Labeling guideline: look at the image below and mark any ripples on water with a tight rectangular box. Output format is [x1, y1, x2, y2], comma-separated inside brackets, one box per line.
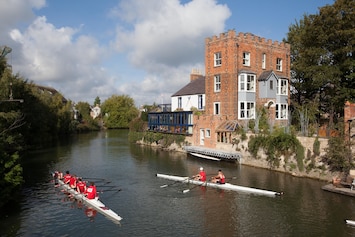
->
[2, 130, 355, 237]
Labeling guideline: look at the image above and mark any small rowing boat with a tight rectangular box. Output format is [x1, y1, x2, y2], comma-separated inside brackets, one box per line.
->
[57, 179, 122, 223]
[345, 219, 355, 226]
[156, 173, 283, 197]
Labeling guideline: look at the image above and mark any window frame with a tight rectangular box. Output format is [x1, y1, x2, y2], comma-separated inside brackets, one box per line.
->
[276, 58, 282, 71]
[262, 53, 266, 69]
[239, 101, 255, 119]
[238, 73, 256, 92]
[178, 97, 182, 108]
[243, 52, 250, 66]
[213, 102, 220, 115]
[205, 129, 211, 138]
[277, 79, 288, 95]
[214, 75, 221, 92]
[198, 94, 203, 110]
[214, 52, 222, 67]
[276, 103, 288, 119]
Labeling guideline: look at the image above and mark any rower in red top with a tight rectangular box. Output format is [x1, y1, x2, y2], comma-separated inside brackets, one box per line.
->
[69, 174, 77, 189]
[76, 178, 87, 193]
[211, 169, 225, 184]
[193, 167, 207, 181]
[63, 171, 71, 184]
[86, 182, 98, 199]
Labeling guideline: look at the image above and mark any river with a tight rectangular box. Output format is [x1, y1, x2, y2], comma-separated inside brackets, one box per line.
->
[1, 129, 355, 237]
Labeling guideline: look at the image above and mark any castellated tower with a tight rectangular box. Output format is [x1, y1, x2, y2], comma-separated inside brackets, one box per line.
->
[204, 29, 290, 117]
[193, 29, 291, 149]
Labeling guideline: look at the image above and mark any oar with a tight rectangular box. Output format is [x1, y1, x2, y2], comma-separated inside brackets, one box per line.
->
[81, 177, 106, 181]
[97, 185, 119, 188]
[98, 189, 122, 193]
[160, 177, 191, 188]
[182, 180, 209, 193]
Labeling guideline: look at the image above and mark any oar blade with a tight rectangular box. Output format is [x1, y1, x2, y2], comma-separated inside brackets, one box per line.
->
[160, 184, 168, 188]
[182, 189, 190, 193]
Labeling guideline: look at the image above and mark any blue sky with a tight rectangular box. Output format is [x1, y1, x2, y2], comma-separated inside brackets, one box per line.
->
[0, 0, 335, 106]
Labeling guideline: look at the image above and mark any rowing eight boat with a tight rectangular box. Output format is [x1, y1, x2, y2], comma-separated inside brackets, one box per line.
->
[156, 173, 283, 197]
[57, 179, 122, 223]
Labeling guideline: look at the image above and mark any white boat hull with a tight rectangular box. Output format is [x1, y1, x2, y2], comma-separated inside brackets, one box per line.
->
[190, 152, 221, 161]
[58, 179, 122, 223]
[346, 219, 355, 226]
[156, 173, 283, 197]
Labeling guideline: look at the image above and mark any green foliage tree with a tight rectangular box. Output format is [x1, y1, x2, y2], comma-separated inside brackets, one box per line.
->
[287, 0, 355, 131]
[0, 61, 24, 209]
[322, 136, 351, 172]
[0, 55, 76, 209]
[101, 95, 139, 128]
[74, 101, 100, 131]
[94, 96, 101, 106]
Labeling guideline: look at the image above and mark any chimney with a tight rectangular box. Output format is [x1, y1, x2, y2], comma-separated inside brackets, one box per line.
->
[190, 68, 202, 81]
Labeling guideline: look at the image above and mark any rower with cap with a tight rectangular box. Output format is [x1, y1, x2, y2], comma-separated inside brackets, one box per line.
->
[193, 167, 207, 181]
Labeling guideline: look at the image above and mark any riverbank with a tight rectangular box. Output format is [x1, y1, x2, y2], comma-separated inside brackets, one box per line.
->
[136, 139, 338, 183]
[322, 183, 355, 197]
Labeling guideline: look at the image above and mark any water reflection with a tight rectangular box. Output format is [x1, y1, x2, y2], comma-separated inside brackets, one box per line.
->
[1, 130, 355, 237]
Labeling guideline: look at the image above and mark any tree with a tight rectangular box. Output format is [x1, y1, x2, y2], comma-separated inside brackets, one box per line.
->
[101, 95, 139, 128]
[94, 96, 101, 106]
[0, 60, 24, 209]
[74, 101, 100, 131]
[287, 0, 355, 131]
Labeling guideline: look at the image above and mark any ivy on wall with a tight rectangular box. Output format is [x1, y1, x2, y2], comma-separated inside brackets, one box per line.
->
[248, 129, 305, 171]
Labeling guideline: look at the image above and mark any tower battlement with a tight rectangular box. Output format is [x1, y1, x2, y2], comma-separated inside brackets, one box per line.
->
[206, 29, 289, 49]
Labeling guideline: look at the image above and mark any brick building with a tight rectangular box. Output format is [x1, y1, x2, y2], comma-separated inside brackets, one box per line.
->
[344, 101, 355, 140]
[192, 30, 291, 148]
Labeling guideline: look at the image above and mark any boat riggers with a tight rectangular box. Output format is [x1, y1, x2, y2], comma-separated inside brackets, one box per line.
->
[55, 177, 122, 224]
[156, 173, 284, 197]
[183, 179, 209, 193]
[159, 176, 191, 188]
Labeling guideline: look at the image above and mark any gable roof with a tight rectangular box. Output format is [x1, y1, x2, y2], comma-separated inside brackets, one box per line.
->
[258, 70, 289, 81]
[171, 76, 205, 97]
[258, 70, 277, 81]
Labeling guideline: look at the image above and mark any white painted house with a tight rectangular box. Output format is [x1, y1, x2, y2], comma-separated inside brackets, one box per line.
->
[171, 71, 205, 112]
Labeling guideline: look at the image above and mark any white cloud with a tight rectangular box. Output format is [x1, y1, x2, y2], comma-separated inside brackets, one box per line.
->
[1, 0, 231, 106]
[113, 0, 230, 69]
[111, 0, 230, 105]
[9, 16, 117, 103]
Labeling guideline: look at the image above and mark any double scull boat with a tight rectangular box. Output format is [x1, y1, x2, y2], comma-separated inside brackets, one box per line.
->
[156, 173, 283, 197]
[57, 179, 122, 224]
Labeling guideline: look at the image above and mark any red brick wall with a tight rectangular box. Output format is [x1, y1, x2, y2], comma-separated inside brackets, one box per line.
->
[193, 30, 290, 148]
[344, 101, 355, 138]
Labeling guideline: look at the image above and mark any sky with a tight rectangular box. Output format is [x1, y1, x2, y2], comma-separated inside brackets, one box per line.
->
[0, 0, 335, 107]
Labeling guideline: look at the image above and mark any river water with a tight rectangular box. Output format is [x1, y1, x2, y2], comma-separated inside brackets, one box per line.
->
[1, 129, 355, 237]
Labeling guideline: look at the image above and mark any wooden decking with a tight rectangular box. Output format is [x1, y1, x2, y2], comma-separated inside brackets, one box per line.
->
[322, 183, 355, 197]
